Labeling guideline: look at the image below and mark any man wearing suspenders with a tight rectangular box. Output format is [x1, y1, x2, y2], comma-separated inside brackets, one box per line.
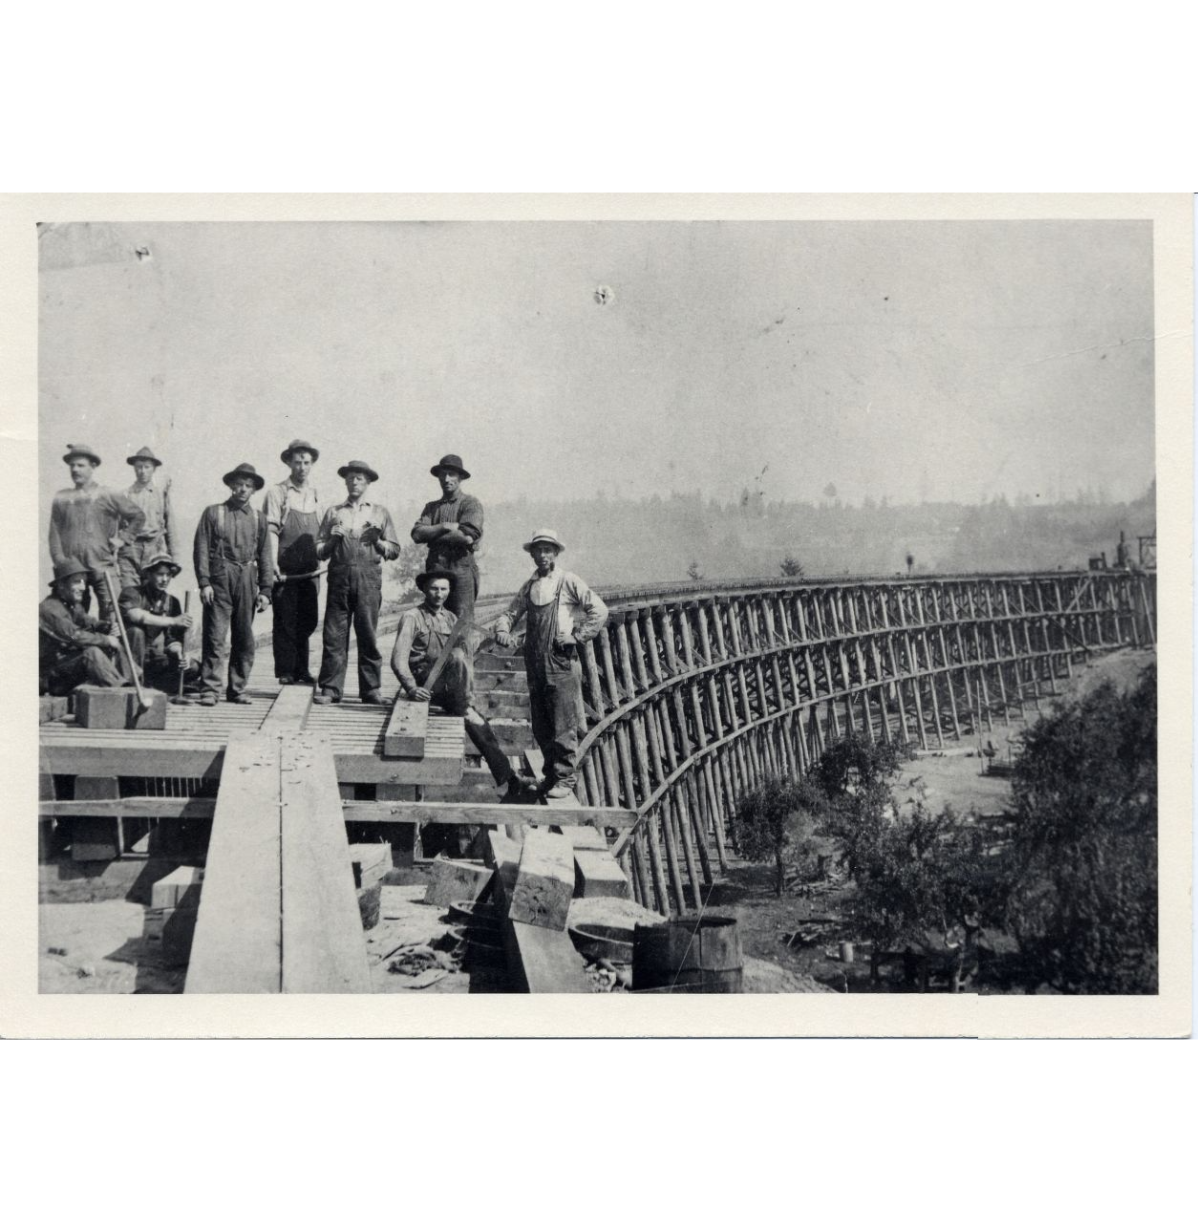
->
[265, 439, 327, 685]
[192, 463, 274, 706]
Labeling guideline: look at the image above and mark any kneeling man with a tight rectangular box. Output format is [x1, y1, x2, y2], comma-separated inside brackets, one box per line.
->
[391, 570, 523, 802]
[118, 553, 200, 693]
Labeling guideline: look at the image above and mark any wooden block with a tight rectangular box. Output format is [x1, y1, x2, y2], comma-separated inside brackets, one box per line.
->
[73, 686, 167, 730]
[383, 699, 428, 757]
[39, 695, 69, 724]
[348, 842, 390, 890]
[508, 829, 575, 931]
[376, 783, 417, 866]
[279, 735, 371, 993]
[151, 866, 205, 910]
[574, 849, 631, 900]
[424, 858, 495, 907]
[185, 736, 283, 993]
[488, 830, 589, 993]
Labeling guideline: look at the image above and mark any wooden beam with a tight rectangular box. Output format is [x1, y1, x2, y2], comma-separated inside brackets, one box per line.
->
[257, 684, 313, 734]
[383, 698, 428, 758]
[279, 734, 371, 993]
[185, 736, 282, 993]
[508, 829, 575, 930]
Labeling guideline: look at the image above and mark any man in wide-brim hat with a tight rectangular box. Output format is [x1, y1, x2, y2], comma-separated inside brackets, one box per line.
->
[49, 442, 146, 629]
[265, 438, 328, 685]
[390, 569, 525, 803]
[494, 529, 608, 798]
[412, 452, 484, 623]
[118, 445, 177, 588]
[118, 552, 200, 694]
[39, 557, 127, 695]
[313, 461, 399, 704]
[192, 463, 273, 706]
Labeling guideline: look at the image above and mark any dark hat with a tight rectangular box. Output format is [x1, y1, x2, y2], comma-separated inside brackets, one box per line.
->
[281, 438, 320, 464]
[63, 443, 101, 466]
[416, 569, 455, 591]
[430, 454, 471, 480]
[222, 462, 266, 490]
[126, 445, 163, 467]
[337, 460, 379, 483]
[52, 557, 88, 583]
[523, 527, 565, 553]
[140, 552, 182, 578]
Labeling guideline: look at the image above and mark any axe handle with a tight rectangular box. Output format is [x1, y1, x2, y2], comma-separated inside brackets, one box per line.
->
[105, 570, 149, 713]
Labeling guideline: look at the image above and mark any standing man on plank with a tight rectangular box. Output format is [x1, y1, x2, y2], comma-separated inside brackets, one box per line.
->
[411, 453, 483, 622]
[313, 460, 400, 705]
[117, 446, 175, 588]
[48, 444, 145, 628]
[118, 553, 200, 694]
[192, 463, 273, 707]
[39, 557, 127, 695]
[264, 439, 327, 685]
[493, 529, 608, 799]
[391, 570, 525, 802]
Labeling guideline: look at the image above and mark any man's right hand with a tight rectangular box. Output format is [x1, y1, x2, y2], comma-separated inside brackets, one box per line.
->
[412, 687, 432, 702]
[104, 634, 122, 651]
[175, 613, 194, 631]
[493, 630, 514, 649]
[200, 585, 215, 607]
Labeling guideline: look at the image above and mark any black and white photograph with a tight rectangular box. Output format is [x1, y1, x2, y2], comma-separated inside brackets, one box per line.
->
[4, 195, 1191, 1034]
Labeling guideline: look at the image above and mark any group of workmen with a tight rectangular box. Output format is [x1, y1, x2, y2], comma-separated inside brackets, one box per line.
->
[40, 440, 608, 800]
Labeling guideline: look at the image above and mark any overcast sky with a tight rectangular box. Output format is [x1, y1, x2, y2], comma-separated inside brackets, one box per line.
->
[39, 219, 1155, 550]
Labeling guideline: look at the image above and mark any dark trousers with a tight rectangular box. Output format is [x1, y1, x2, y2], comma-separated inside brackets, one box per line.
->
[420, 649, 513, 785]
[319, 568, 381, 700]
[528, 662, 585, 788]
[143, 655, 201, 694]
[200, 561, 257, 698]
[41, 646, 125, 695]
[272, 576, 320, 680]
[80, 569, 117, 628]
[443, 559, 480, 623]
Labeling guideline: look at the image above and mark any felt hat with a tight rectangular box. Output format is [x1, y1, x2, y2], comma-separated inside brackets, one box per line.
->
[140, 552, 182, 578]
[63, 443, 101, 466]
[51, 557, 88, 583]
[281, 438, 320, 464]
[430, 453, 471, 480]
[416, 569, 455, 591]
[126, 445, 163, 467]
[337, 460, 379, 483]
[523, 528, 565, 553]
[222, 462, 266, 490]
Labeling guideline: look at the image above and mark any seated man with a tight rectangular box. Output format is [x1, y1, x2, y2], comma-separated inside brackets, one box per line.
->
[118, 553, 200, 693]
[390, 570, 525, 803]
[39, 557, 126, 695]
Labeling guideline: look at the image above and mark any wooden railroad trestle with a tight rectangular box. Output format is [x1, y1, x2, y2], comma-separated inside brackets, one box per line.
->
[566, 570, 1156, 918]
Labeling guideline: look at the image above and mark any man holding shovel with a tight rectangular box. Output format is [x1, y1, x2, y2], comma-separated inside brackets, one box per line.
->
[39, 558, 127, 695]
[118, 553, 200, 694]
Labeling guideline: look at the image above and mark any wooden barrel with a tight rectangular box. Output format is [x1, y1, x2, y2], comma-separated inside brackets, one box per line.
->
[632, 915, 743, 993]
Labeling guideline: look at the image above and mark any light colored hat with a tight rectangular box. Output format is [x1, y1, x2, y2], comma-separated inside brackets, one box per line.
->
[126, 445, 163, 467]
[523, 528, 565, 553]
[63, 443, 101, 466]
[140, 552, 182, 578]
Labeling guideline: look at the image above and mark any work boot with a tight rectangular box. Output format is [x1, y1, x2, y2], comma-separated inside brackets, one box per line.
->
[544, 784, 574, 800]
[227, 694, 253, 705]
[361, 690, 385, 705]
[500, 776, 530, 804]
[277, 674, 296, 686]
[312, 689, 339, 705]
[199, 693, 217, 707]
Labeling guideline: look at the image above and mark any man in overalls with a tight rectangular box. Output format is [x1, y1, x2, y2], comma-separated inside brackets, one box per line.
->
[494, 529, 608, 798]
[264, 439, 327, 685]
[48, 443, 146, 628]
[192, 463, 274, 706]
[118, 446, 175, 588]
[390, 570, 524, 801]
[313, 461, 400, 705]
[411, 453, 484, 622]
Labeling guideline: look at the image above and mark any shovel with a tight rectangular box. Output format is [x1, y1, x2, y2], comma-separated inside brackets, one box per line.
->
[104, 570, 150, 718]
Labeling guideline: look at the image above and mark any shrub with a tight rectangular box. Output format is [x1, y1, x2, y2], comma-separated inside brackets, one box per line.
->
[731, 776, 829, 896]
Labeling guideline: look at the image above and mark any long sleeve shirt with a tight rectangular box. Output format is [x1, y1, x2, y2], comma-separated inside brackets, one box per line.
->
[390, 603, 458, 693]
[412, 492, 484, 567]
[48, 482, 146, 570]
[192, 500, 274, 593]
[495, 569, 609, 645]
[39, 593, 111, 669]
[124, 480, 174, 554]
[119, 583, 184, 664]
[316, 499, 400, 566]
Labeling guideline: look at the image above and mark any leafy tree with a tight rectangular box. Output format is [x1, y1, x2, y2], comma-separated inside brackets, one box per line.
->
[731, 776, 829, 896]
[780, 556, 805, 578]
[1003, 663, 1157, 993]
